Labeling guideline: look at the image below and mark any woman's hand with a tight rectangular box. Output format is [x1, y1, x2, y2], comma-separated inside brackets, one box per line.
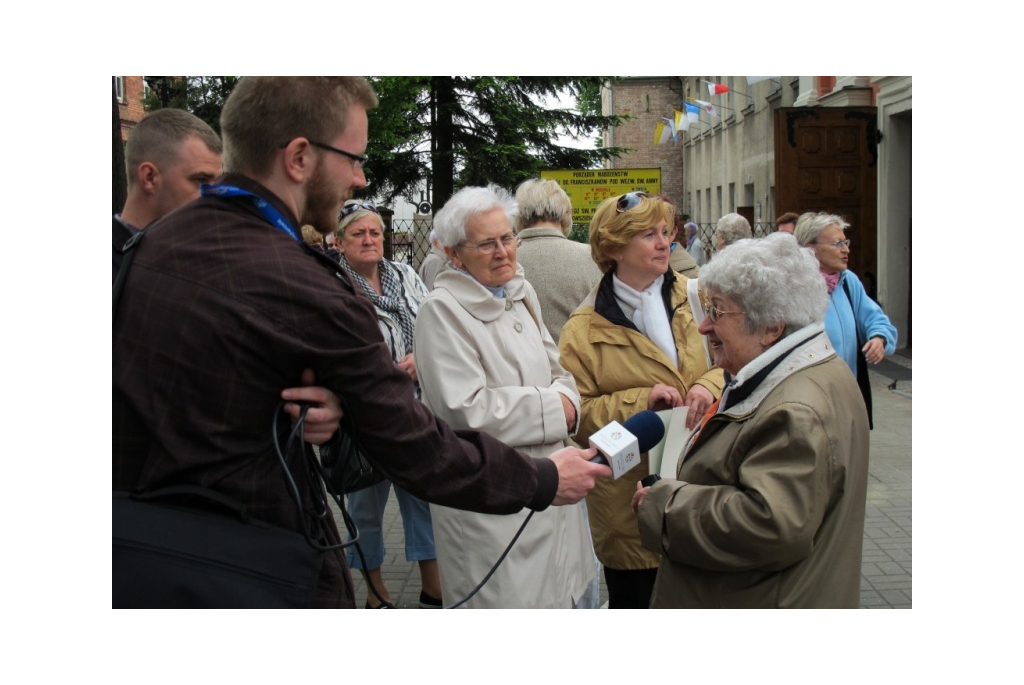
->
[862, 337, 885, 364]
[648, 383, 684, 411]
[683, 384, 715, 430]
[631, 481, 651, 514]
[397, 353, 417, 382]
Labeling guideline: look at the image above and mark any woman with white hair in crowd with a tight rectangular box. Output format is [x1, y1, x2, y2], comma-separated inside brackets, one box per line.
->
[712, 212, 752, 253]
[632, 233, 869, 608]
[414, 184, 598, 608]
[794, 212, 896, 426]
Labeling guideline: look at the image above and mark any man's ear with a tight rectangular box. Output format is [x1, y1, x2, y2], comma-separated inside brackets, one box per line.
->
[281, 138, 315, 184]
[137, 162, 160, 194]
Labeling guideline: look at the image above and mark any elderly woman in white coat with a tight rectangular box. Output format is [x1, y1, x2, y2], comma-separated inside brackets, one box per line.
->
[414, 184, 599, 608]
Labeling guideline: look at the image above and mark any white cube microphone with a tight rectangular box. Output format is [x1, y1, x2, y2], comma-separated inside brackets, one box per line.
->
[589, 410, 666, 479]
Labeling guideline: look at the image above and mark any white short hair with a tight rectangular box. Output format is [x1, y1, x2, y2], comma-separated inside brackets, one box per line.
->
[699, 232, 827, 336]
[433, 185, 517, 248]
[713, 213, 752, 246]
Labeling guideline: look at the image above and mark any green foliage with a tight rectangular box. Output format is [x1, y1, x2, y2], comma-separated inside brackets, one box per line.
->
[568, 224, 590, 244]
[143, 77, 240, 135]
[135, 76, 630, 210]
[365, 76, 629, 209]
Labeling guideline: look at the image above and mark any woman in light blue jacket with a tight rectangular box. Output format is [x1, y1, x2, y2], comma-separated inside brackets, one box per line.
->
[795, 213, 896, 426]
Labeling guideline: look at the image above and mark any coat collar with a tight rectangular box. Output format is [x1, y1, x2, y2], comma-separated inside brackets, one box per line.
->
[519, 226, 568, 241]
[717, 323, 835, 418]
[593, 267, 679, 332]
[433, 263, 527, 323]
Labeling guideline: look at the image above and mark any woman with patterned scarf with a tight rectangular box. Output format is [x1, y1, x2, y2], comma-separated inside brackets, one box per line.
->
[334, 199, 442, 609]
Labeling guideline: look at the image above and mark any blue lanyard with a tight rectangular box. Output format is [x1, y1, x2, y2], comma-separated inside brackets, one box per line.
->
[201, 184, 301, 243]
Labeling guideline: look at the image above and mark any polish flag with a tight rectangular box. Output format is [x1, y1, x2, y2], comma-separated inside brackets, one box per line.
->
[707, 82, 729, 96]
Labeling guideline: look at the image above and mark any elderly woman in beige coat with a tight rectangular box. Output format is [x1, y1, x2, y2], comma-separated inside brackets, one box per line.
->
[414, 184, 599, 608]
[632, 233, 869, 608]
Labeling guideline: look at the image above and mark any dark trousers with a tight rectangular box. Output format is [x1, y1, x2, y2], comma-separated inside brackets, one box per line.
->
[604, 567, 658, 609]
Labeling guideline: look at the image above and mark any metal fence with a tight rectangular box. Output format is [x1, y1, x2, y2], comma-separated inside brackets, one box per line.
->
[384, 217, 779, 271]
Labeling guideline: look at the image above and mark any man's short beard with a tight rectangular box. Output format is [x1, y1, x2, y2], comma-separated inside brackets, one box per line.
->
[302, 161, 347, 235]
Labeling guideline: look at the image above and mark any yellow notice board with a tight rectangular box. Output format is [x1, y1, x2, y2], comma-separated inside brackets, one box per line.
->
[540, 168, 661, 225]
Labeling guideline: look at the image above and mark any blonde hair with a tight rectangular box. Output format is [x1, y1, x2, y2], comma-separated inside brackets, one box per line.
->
[300, 224, 323, 247]
[336, 200, 385, 238]
[588, 193, 673, 273]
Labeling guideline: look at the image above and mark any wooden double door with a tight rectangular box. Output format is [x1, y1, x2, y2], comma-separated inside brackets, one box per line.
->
[774, 106, 879, 299]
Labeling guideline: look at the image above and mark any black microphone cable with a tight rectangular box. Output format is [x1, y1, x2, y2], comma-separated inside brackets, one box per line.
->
[444, 510, 534, 609]
[273, 401, 391, 609]
[275, 400, 543, 609]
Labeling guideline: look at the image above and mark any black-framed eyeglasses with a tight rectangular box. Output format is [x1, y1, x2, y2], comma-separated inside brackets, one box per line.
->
[339, 202, 378, 219]
[309, 139, 368, 169]
[815, 239, 851, 250]
[278, 138, 368, 170]
[705, 303, 746, 324]
[616, 191, 652, 213]
[459, 234, 522, 255]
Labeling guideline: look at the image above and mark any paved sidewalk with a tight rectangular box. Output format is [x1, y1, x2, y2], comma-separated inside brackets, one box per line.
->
[338, 350, 912, 609]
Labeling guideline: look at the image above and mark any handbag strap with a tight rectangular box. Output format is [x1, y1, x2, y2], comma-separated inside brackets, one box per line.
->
[520, 295, 542, 334]
[113, 229, 144, 316]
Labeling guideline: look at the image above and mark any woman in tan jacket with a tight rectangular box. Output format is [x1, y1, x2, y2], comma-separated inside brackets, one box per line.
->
[559, 192, 724, 608]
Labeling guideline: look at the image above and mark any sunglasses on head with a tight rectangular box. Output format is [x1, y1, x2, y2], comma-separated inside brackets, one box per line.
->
[339, 202, 378, 219]
[616, 191, 652, 213]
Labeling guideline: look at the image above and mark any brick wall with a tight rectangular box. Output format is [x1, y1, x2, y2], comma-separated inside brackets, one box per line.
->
[117, 76, 147, 141]
[607, 78, 685, 209]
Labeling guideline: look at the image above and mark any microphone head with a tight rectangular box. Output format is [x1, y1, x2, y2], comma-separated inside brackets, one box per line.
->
[621, 410, 666, 453]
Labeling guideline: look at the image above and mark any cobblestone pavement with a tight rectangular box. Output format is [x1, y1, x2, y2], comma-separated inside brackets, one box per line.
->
[336, 350, 912, 609]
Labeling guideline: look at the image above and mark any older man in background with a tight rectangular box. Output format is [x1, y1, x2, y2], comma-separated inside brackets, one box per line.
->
[514, 178, 603, 343]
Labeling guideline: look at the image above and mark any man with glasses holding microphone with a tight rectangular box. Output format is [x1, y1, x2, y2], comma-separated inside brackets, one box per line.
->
[114, 77, 609, 608]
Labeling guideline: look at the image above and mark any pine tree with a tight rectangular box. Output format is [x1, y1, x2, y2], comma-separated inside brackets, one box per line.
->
[366, 77, 627, 209]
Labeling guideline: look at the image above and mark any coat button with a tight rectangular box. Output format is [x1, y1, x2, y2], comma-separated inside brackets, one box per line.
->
[514, 322, 523, 332]
[505, 300, 514, 311]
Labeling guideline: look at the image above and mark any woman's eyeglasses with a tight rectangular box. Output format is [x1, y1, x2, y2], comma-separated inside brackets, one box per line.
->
[616, 192, 652, 213]
[459, 234, 521, 255]
[705, 304, 746, 323]
[815, 239, 851, 249]
[339, 202, 378, 219]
